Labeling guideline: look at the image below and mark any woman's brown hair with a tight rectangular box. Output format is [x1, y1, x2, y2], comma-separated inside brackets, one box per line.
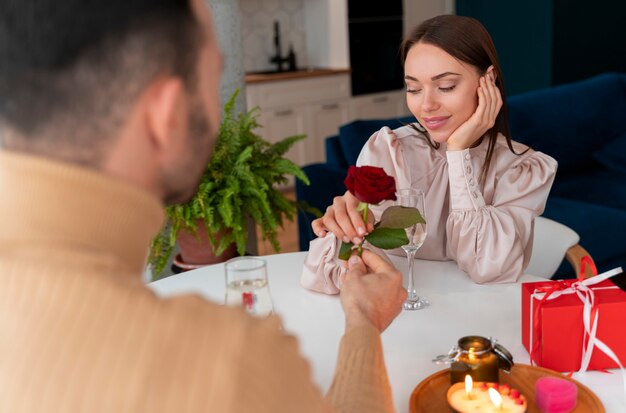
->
[401, 15, 525, 185]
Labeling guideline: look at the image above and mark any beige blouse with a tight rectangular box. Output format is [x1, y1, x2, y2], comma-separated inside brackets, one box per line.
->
[302, 125, 557, 292]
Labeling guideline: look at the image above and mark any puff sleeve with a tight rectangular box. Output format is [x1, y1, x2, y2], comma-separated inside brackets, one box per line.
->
[445, 148, 557, 283]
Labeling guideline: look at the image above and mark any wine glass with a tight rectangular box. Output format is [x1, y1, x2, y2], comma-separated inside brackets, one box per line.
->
[224, 257, 274, 317]
[396, 188, 429, 310]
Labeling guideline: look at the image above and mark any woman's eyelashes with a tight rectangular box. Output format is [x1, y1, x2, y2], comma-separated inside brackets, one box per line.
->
[405, 84, 457, 94]
[439, 84, 456, 92]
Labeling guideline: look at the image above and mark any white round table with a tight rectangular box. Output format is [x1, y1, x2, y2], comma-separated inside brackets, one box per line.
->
[149, 251, 623, 413]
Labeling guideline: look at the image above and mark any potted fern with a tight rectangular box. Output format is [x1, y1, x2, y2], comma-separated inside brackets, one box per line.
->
[149, 90, 310, 277]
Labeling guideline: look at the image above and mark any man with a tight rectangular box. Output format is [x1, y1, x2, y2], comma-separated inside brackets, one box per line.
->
[0, 0, 406, 412]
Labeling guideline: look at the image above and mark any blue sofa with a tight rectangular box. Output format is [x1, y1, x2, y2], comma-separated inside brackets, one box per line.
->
[296, 72, 626, 278]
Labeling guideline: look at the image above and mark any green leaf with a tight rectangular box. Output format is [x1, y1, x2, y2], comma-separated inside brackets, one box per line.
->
[338, 241, 354, 260]
[365, 227, 409, 249]
[378, 206, 426, 228]
[271, 134, 306, 156]
[296, 200, 322, 218]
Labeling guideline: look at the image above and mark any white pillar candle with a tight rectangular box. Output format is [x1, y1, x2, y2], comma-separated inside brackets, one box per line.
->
[447, 376, 527, 413]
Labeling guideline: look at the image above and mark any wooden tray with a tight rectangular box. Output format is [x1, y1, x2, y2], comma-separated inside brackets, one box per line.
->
[410, 364, 604, 413]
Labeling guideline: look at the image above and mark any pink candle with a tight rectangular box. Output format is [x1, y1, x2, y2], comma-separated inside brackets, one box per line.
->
[535, 377, 577, 413]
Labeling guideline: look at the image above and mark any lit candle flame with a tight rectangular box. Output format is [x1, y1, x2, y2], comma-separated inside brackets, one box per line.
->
[468, 348, 476, 361]
[488, 388, 503, 409]
[465, 375, 473, 398]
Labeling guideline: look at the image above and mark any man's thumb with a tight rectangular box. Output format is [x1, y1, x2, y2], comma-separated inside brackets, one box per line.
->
[347, 255, 366, 274]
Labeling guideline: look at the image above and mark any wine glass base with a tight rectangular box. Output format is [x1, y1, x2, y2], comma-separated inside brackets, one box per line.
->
[403, 297, 429, 311]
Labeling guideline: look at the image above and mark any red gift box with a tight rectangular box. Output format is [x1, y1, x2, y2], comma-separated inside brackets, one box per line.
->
[521, 268, 626, 372]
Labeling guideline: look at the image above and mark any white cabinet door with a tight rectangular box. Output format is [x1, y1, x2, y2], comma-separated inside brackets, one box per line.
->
[257, 106, 308, 167]
[350, 91, 407, 120]
[306, 100, 351, 164]
[404, 0, 455, 36]
[246, 73, 351, 172]
[351, 94, 397, 120]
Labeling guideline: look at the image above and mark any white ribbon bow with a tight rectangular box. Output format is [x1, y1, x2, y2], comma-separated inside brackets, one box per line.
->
[533, 267, 626, 409]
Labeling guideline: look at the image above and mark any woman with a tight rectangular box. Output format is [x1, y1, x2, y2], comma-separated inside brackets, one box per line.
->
[301, 15, 557, 293]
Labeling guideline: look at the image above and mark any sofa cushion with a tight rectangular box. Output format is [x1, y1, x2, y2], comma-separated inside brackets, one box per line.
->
[543, 196, 626, 278]
[338, 116, 415, 166]
[508, 73, 626, 174]
[296, 163, 350, 251]
[550, 169, 626, 211]
[325, 135, 346, 168]
[592, 132, 626, 175]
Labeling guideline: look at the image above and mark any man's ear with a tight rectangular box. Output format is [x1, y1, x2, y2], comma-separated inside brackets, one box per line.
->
[145, 77, 186, 152]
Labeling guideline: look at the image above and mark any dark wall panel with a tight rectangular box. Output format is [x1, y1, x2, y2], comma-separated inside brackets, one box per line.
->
[456, 0, 553, 95]
[552, 0, 626, 85]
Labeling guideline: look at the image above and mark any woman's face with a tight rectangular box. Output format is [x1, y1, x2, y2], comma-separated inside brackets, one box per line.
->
[404, 42, 482, 143]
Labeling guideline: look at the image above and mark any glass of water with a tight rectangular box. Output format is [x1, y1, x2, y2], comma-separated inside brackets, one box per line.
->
[225, 257, 273, 317]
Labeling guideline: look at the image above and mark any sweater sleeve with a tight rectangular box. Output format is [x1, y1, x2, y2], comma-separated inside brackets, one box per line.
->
[325, 324, 395, 413]
[234, 314, 393, 413]
[445, 149, 558, 283]
[232, 314, 331, 413]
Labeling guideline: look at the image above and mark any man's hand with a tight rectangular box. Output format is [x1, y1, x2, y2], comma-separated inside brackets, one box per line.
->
[339, 250, 406, 333]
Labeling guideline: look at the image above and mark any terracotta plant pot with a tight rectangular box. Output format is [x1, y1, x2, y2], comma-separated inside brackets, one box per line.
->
[176, 221, 238, 265]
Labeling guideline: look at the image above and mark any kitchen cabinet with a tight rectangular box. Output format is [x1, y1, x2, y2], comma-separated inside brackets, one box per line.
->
[306, 100, 351, 164]
[403, 0, 455, 36]
[256, 106, 308, 167]
[349, 90, 411, 121]
[246, 72, 351, 186]
[246, 72, 418, 189]
[246, 74, 413, 172]
[300, 0, 455, 70]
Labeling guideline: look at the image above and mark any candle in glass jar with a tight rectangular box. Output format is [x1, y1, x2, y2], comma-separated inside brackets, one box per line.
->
[450, 336, 500, 384]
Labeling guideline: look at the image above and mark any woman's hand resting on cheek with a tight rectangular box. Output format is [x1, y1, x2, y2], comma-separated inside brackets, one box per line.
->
[446, 66, 502, 151]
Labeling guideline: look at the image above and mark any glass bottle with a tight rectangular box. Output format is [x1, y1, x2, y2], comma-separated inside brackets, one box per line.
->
[434, 335, 514, 385]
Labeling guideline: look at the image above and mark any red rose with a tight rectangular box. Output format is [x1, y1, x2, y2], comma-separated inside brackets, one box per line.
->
[344, 165, 397, 204]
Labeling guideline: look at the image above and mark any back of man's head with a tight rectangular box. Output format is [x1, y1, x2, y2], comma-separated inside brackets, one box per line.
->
[0, 0, 201, 166]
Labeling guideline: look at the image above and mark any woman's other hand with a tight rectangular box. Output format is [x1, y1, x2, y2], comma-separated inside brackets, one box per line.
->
[446, 66, 502, 151]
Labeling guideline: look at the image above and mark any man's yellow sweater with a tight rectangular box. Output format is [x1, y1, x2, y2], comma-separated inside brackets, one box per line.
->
[0, 151, 394, 412]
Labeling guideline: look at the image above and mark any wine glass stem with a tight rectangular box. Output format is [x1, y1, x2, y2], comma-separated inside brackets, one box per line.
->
[406, 248, 418, 300]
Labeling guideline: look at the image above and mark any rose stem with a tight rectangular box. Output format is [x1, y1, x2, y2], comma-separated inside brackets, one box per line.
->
[358, 204, 369, 256]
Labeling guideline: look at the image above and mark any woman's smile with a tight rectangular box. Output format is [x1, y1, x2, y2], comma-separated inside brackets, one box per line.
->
[422, 116, 451, 130]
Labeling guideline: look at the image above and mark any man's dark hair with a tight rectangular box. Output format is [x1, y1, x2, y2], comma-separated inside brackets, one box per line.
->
[0, 0, 202, 165]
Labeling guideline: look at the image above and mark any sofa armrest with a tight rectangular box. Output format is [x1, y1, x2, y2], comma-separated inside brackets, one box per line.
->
[295, 163, 348, 251]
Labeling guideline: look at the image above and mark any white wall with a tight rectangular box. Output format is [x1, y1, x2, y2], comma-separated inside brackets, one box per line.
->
[238, 0, 454, 73]
[240, 0, 308, 73]
[404, 0, 455, 36]
[303, 0, 350, 69]
[303, 0, 452, 69]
